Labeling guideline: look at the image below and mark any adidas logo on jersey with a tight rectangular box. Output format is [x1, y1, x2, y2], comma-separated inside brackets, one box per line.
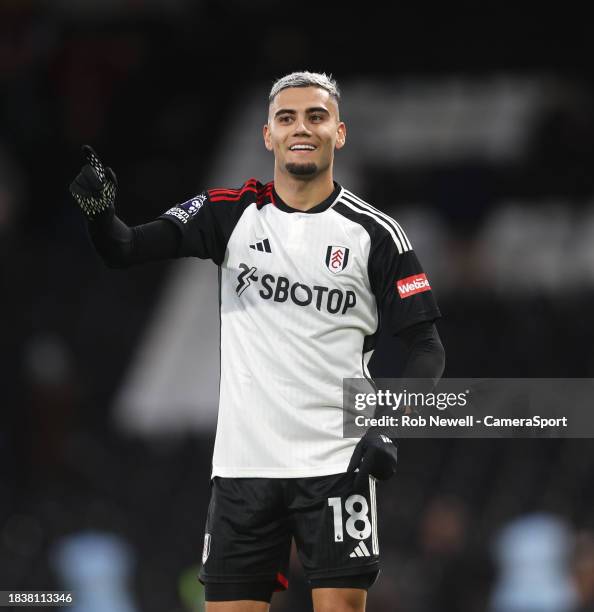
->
[250, 238, 271, 253]
[350, 541, 371, 558]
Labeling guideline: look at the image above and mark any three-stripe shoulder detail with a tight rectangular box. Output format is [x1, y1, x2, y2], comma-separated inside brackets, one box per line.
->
[207, 178, 275, 207]
[337, 190, 412, 254]
[208, 178, 258, 202]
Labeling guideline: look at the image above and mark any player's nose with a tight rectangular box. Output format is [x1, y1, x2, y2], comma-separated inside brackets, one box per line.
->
[292, 115, 311, 134]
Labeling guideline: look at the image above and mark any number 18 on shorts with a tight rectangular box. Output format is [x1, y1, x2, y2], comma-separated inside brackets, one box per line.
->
[199, 473, 379, 588]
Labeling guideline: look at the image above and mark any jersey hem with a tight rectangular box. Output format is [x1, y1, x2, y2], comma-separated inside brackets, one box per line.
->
[158, 213, 186, 235]
[392, 309, 442, 335]
[211, 463, 349, 479]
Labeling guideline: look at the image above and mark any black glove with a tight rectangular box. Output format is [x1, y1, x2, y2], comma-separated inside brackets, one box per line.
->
[69, 145, 117, 220]
[347, 431, 398, 491]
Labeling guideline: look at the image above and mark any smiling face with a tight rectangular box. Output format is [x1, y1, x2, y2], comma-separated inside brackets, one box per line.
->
[263, 86, 346, 180]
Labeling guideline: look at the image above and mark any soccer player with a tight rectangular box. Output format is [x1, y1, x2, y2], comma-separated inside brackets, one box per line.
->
[70, 71, 445, 612]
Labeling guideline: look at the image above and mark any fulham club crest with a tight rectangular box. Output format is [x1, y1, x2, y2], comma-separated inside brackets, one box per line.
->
[325, 245, 350, 274]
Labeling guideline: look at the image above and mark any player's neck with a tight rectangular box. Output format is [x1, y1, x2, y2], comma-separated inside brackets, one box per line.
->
[273, 171, 335, 212]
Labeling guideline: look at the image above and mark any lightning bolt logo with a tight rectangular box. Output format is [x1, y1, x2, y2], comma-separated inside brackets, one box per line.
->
[236, 263, 258, 296]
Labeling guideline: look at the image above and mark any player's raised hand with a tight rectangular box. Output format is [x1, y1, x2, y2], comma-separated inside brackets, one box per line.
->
[347, 431, 398, 491]
[69, 145, 117, 220]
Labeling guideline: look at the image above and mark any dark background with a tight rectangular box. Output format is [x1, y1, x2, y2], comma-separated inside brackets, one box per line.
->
[2, 2, 594, 611]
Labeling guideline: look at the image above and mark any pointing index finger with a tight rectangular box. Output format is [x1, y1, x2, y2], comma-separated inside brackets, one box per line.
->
[82, 145, 105, 183]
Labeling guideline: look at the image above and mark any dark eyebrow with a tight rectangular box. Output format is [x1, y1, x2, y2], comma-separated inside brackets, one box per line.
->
[306, 107, 330, 115]
[274, 107, 331, 118]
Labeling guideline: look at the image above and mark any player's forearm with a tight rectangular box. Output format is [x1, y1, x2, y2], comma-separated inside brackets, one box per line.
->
[348, 325, 443, 482]
[371, 322, 445, 432]
[88, 210, 180, 268]
[399, 322, 445, 384]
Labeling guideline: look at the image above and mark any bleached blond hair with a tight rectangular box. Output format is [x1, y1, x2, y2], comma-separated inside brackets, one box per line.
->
[269, 71, 340, 104]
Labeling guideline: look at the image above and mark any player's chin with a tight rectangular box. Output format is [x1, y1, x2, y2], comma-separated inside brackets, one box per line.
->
[285, 162, 318, 177]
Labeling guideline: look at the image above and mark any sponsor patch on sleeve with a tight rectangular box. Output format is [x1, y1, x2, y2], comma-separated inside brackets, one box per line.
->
[396, 273, 431, 298]
[180, 193, 207, 216]
[163, 193, 208, 224]
[163, 206, 190, 224]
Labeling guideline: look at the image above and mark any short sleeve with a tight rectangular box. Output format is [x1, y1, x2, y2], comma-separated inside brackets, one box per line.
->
[369, 227, 441, 335]
[161, 189, 260, 265]
[159, 179, 263, 265]
[158, 192, 226, 262]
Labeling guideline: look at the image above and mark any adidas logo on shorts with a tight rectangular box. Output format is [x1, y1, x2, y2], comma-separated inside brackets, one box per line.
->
[349, 541, 371, 558]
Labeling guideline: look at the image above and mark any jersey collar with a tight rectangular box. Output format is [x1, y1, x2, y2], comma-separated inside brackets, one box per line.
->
[272, 182, 343, 214]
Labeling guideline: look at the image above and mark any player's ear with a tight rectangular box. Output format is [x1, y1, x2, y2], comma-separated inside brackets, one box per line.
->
[263, 124, 273, 151]
[335, 122, 347, 150]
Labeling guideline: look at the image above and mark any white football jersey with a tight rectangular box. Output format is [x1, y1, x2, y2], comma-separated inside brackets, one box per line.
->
[160, 179, 440, 477]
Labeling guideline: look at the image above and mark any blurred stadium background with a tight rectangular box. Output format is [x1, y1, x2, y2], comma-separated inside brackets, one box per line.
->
[2, 2, 594, 611]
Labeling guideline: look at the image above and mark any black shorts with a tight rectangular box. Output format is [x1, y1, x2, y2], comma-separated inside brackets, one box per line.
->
[199, 472, 380, 602]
